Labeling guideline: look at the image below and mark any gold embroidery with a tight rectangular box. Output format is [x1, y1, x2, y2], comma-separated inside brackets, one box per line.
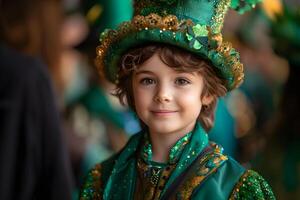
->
[174, 144, 228, 199]
[80, 164, 103, 200]
[136, 159, 175, 200]
[210, 0, 231, 33]
[177, 154, 228, 199]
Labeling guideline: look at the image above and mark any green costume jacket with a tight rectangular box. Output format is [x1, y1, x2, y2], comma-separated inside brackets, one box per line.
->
[80, 123, 275, 200]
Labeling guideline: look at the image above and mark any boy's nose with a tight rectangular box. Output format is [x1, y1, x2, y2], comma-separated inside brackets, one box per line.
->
[154, 85, 172, 103]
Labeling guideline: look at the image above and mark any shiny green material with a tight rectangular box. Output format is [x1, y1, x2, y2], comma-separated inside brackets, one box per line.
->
[141, 131, 192, 164]
[98, 0, 263, 91]
[102, 123, 209, 199]
[135, 131, 193, 199]
[80, 123, 276, 199]
[230, 170, 276, 199]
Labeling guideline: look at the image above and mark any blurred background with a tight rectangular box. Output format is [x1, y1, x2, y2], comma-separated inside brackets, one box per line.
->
[1, 0, 299, 199]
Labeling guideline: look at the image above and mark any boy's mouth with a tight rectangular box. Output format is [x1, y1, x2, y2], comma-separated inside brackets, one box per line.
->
[151, 110, 178, 116]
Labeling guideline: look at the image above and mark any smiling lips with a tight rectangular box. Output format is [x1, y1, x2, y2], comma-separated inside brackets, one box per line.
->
[151, 110, 178, 116]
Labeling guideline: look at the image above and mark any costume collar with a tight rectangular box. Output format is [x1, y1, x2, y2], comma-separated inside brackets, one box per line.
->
[161, 122, 209, 195]
[103, 122, 209, 199]
[140, 131, 192, 165]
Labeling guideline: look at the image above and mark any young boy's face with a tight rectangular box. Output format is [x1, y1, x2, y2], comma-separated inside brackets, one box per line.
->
[132, 53, 211, 136]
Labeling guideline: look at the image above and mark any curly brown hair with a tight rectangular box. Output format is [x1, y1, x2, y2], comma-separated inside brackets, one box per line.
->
[113, 43, 227, 131]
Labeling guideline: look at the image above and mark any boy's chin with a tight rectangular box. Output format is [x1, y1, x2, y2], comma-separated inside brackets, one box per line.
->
[147, 123, 187, 136]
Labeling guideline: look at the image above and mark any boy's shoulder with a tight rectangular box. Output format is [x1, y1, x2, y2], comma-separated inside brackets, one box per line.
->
[171, 143, 243, 199]
[219, 157, 275, 199]
[79, 153, 118, 200]
[80, 133, 143, 199]
[178, 142, 275, 199]
[228, 169, 276, 200]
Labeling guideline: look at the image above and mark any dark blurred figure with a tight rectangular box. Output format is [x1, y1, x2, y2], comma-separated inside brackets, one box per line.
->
[0, 0, 73, 199]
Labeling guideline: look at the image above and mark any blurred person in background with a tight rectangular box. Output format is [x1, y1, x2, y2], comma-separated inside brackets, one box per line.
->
[214, 0, 299, 198]
[0, 0, 73, 199]
[217, 0, 290, 167]
[60, 0, 140, 196]
[254, 0, 300, 199]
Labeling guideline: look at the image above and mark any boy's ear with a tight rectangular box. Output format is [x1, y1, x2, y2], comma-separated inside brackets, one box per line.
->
[201, 94, 214, 106]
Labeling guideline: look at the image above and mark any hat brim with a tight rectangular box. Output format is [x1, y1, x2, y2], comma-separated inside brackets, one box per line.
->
[96, 16, 244, 91]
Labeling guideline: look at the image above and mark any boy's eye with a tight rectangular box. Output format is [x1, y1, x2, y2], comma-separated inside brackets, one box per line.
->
[175, 78, 190, 85]
[140, 78, 156, 85]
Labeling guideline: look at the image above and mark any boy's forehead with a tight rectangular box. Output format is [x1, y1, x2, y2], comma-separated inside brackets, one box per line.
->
[136, 53, 200, 73]
[134, 65, 201, 77]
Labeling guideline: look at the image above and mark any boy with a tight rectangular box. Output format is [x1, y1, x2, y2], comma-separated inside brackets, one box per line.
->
[80, 0, 275, 199]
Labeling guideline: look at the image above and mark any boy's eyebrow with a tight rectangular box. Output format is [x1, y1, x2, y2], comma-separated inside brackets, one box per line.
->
[176, 71, 197, 77]
[135, 70, 198, 77]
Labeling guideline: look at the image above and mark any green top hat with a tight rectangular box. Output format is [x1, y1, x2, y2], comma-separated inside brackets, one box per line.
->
[96, 0, 261, 91]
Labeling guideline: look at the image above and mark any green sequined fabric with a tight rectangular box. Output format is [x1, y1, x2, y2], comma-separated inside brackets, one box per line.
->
[80, 164, 103, 200]
[79, 123, 276, 199]
[230, 170, 276, 200]
[141, 132, 192, 164]
[135, 131, 192, 199]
